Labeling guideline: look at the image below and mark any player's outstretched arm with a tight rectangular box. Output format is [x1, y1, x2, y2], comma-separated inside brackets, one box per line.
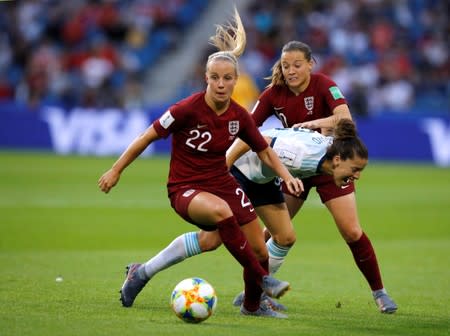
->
[226, 137, 272, 169]
[293, 104, 352, 132]
[226, 138, 251, 169]
[98, 125, 160, 193]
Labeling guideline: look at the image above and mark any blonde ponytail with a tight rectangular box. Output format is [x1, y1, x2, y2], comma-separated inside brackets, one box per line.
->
[206, 6, 246, 75]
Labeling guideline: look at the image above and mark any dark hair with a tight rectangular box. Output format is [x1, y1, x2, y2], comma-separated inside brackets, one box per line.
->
[267, 41, 314, 87]
[281, 41, 313, 61]
[325, 119, 368, 161]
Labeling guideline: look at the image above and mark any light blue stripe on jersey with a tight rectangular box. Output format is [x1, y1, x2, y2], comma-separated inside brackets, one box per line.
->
[184, 232, 201, 257]
[302, 159, 320, 173]
[263, 127, 332, 179]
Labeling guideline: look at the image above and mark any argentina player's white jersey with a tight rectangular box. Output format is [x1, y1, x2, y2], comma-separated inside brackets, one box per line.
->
[234, 128, 333, 183]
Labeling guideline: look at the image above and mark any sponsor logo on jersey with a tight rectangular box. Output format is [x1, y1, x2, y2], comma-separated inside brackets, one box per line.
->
[229, 121, 239, 135]
[159, 110, 175, 129]
[329, 86, 344, 100]
[304, 97, 314, 114]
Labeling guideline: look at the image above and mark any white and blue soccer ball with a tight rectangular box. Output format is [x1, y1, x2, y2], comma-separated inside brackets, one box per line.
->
[170, 277, 217, 323]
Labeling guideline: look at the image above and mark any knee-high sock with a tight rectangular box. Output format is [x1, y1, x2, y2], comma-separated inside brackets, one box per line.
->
[347, 232, 383, 290]
[216, 216, 267, 280]
[142, 232, 201, 280]
[243, 258, 268, 311]
[267, 238, 291, 275]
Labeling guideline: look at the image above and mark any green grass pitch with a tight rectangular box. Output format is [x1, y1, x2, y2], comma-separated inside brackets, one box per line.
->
[1, 151, 449, 336]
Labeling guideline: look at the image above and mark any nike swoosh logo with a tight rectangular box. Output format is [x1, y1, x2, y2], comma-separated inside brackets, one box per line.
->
[341, 185, 350, 189]
[197, 124, 207, 129]
[240, 240, 247, 250]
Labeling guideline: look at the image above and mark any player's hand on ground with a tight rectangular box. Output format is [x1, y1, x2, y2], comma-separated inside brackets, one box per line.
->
[285, 177, 304, 197]
[98, 169, 120, 193]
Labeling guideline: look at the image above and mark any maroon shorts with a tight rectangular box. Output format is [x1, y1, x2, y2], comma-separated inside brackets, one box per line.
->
[169, 177, 258, 231]
[282, 174, 355, 203]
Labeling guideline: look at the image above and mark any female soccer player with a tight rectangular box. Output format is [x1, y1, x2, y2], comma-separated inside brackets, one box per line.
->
[246, 40, 397, 313]
[98, 8, 302, 318]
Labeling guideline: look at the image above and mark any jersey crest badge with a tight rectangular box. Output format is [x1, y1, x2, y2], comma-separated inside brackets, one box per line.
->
[304, 96, 314, 114]
[229, 121, 239, 135]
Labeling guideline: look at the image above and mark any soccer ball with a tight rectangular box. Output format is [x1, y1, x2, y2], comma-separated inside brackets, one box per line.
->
[170, 277, 217, 323]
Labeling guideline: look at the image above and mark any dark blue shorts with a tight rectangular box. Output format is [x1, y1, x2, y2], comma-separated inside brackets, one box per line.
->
[230, 166, 285, 207]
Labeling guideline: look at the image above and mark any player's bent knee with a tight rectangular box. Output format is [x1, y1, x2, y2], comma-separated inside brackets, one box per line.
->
[208, 202, 233, 222]
[273, 233, 296, 247]
[343, 228, 363, 243]
[198, 232, 222, 252]
[201, 240, 221, 252]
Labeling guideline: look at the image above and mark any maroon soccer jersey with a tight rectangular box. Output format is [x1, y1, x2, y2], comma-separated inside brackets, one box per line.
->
[252, 73, 354, 202]
[252, 73, 347, 128]
[153, 92, 268, 195]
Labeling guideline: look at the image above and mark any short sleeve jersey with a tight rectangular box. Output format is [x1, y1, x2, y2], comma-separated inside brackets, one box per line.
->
[252, 73, 347, 128]
[234, 128, 333, 183]
[153, 92, 268, 194]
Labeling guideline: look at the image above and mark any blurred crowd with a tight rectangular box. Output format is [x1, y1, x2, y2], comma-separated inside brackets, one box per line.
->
[0, 0, 448, 116]
[182, 0, 449, 116]
[0, 0, 208, 109]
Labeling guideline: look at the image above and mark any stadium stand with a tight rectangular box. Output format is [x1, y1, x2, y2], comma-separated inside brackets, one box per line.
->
[0, 0, 447, 116]
[0, 0, 210, 109]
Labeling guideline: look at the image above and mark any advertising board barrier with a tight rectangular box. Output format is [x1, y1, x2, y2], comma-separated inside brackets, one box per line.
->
[0, 104, 449, 166]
